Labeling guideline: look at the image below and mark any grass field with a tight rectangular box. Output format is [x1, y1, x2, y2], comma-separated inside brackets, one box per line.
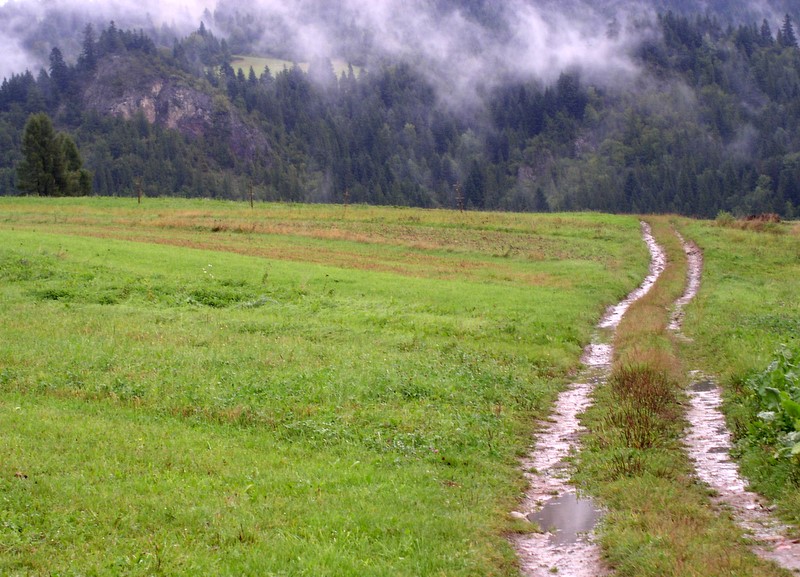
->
[677, 217, 800, 380]
[0, 198, 648, 576]
[231, 55, 362, 79]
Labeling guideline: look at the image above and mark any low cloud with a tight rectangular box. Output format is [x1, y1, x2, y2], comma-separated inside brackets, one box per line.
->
[227, 0, 654, 105]
[0, 0, 211, 77]
[1, 0, 793, 103]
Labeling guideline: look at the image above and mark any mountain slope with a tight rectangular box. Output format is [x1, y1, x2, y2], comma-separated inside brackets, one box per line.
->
[1, 13, 800, 216]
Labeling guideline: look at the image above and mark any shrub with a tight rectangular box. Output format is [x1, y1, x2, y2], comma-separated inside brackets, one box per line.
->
[744, 344, 800, 459]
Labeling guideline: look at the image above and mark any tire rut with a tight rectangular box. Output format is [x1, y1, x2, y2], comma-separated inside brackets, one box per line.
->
[674, 231, 800, 573]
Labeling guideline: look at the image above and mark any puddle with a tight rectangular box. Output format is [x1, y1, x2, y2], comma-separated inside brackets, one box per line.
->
[528, 492, 603, 545]
[671, 232, 800, 572]
[692, 379, 717, 392]
[512, 222, 665, 577]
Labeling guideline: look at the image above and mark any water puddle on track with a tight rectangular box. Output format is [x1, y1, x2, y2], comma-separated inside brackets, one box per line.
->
[527, 492, 604, 546]
[512, 222, 666, 577]
[674, 233, 800, 573]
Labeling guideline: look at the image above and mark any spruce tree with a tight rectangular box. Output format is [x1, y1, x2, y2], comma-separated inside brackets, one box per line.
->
[781, 14, 798, 48]
[79, 24, 97, 71]
[48, 47, 69, 94]
[17, 113, 64, 196]
[16, 113, 90, 196]
[464, 160, 486, 209]
[533, 187, 549, 212]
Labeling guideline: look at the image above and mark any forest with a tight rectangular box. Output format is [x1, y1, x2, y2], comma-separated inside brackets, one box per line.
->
[2, 9, 800, 217]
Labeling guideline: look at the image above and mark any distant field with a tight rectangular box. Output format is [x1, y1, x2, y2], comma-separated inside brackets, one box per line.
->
[232, 55, 362, 78]
[0, 198, 647, 576]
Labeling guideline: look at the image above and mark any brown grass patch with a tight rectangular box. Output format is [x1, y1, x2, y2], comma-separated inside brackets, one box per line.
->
[4, 220, 570, 288]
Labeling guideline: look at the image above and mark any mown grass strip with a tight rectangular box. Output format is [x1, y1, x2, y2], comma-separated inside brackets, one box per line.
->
[577, 217, 786, 577]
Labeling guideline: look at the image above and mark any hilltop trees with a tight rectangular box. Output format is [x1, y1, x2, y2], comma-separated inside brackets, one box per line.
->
[16, 113, 90, 196]
[3, 17, 800, 215]
[780, 14, 798, 48]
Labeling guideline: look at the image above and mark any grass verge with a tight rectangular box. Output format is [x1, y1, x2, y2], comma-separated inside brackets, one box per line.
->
[676, 217, 800, 532]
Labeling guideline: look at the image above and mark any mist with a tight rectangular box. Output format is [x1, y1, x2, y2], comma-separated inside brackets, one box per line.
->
[0, 0, 655, 92]
[209, 0, 654, 102]
[1, 0, 797, 101]
[0, 0, 210, 80]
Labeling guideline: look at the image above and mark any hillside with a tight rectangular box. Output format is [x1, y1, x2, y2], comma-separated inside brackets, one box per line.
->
[2, 9, 800, 215]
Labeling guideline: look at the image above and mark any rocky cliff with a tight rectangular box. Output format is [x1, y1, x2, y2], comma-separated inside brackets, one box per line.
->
[81, 53, 269, 163]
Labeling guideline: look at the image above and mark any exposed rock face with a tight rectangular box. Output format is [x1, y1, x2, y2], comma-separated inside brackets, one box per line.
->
[82, 53, 269, 162]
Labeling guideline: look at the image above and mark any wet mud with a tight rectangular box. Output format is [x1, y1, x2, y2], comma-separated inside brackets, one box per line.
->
[674, 233, 800, 572]
[686, 375, 800, 572]
[668, 232, 702, 333]
[512, 223, 666, 577]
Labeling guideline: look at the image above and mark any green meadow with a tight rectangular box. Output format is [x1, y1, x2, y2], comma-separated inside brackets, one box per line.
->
[0, 198, 647, 576]
[231, 55, 362, 78]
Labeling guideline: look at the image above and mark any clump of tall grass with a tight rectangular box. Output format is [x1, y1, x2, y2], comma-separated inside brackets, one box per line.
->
[602, 364, 678, 451]
[610, 364, 677, 416]
[715, 210, 786, 234]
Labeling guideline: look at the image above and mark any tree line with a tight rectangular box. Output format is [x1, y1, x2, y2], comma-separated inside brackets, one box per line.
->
[1, 13, 800, 217]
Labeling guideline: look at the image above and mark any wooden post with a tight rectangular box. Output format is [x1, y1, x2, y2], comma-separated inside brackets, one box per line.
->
[343, 188, 350, 217]
[135, 177, 142, 205]
[454, 183, 464, 213]
[249, 184, 254, 208]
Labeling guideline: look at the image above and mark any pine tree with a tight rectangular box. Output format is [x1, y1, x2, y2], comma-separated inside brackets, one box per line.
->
[17, 113, 64, 196]
[48, 47, 69, 94]
[464, 160, 486, 209]
[533, 187, 549, 212]
[781, 14, 798, 48]
[16, 113, 90, 196]
[79, 24, 97, 71]
[760, 19, 774, 46]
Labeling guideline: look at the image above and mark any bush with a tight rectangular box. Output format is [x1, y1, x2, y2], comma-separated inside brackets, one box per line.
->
[715, 210, 735, 227]
[743, 344, 800, 459]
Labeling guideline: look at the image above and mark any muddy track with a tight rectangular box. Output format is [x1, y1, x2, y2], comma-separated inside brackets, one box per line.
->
[511, 222, 666, 577]
[674, 232, 800, 573]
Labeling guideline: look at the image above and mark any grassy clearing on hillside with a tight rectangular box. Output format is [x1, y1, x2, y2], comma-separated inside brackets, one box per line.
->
[578, 218, 785, 577]
[676, 218, 800, 531]
[231, 55, 362, 78]
[0, 198, 646, 576]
